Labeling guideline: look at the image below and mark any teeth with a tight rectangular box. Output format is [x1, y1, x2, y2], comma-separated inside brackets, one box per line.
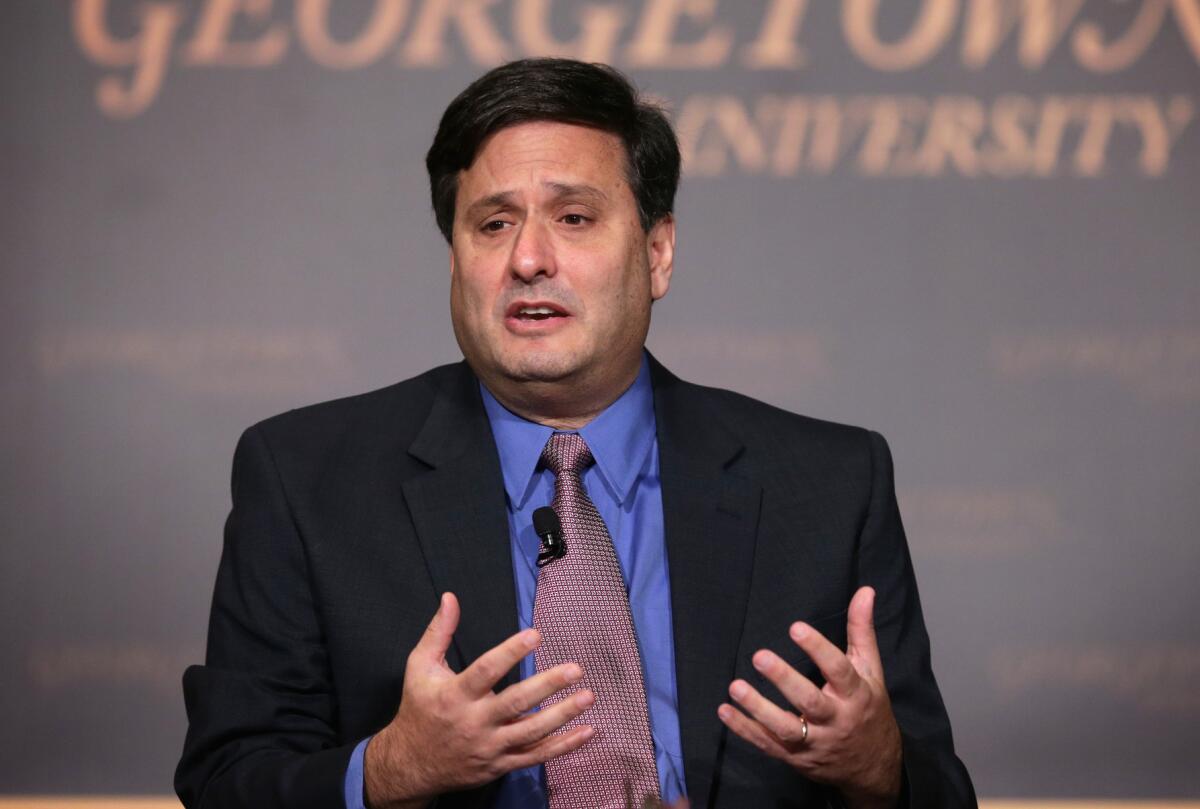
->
[519, 306, 557, 315]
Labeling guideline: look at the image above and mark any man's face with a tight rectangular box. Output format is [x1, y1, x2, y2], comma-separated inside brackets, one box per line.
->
[449, 121, 674, 407]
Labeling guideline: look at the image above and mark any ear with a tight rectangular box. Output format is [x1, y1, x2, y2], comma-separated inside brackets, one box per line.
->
[448, 244, 456, 278]
[646, 214, 675, 301]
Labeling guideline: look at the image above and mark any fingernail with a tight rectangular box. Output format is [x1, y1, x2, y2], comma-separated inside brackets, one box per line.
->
[565, 664, 583, 682]
[730, 681, 747, 700]
[580, 725, 595, 739]
[791, 622, 807, 640]
[752, 652, 772, 673]
[717, 705, 732, 721]
[576, 690, 595, 708]
[521, 629, 540, 649]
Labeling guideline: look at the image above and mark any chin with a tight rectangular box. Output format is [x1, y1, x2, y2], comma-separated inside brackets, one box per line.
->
[502, 349, 583, 384]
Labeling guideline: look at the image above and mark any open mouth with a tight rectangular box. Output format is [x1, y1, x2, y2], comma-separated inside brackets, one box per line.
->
[508, 302, 569, 322]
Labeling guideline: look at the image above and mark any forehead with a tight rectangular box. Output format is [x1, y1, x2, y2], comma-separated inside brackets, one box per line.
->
[457, 121, 631, 201]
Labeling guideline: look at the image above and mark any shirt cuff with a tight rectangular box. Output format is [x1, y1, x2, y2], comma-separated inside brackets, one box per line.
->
[344, 735, 372, 809]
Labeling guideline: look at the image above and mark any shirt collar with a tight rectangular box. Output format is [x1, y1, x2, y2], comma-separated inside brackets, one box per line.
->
[480, 353, 656, 509]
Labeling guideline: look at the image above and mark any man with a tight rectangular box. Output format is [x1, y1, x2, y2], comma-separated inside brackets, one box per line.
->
[176, 59, 975, 809]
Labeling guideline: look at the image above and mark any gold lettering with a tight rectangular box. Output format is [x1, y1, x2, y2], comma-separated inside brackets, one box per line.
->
[1173, 0, 1200, 63]
[808, 97, 847, 174]
[1071, 0, 1167, 72]
[856, 96, 927, 175]
[183, 0, 288, 66]
[1071, 97, 1117, 176]
[660, 93, 1189, 179]
[914, 96, 984, 175]
[676, 96, 712, 173]
[981, 94, 1036, 175]
[1121, 95, 1194, 176]
[855, 97, 902, 175]
[842, 0, 958, 71]
[677, 95, 768, 175]
[296, 0, 408, 69]
[401, 0, 510, 66]
[625, 0, 734, 68]
[71, 0, 184, 118]
[759, 96, 810, 175]
[961, 0, 1086, 69]
[1030, 96, 1075, 176]
[512, 0, 626, 62]
[742, 0, 810, 69]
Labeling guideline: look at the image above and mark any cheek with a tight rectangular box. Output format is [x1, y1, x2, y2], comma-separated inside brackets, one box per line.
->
[450, 280, 491, 346]
[449, 272, 468, 314]
[452, 264, 495, 315]
[617, 251, 653, 306]
[592, 269, 649, 337]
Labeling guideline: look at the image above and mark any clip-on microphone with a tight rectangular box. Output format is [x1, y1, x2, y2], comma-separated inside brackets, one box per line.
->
[533, 506, 566, 567]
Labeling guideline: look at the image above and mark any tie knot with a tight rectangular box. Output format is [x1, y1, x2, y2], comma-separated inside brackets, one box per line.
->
[541, 432, 594, 476]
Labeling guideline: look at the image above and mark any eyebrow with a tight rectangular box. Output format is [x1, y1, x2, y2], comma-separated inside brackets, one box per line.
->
[545, 182, 609, 203]
[463, 182, 610, 219]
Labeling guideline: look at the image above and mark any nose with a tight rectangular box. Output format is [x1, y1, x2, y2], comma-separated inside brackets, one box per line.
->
[508, 218, 556, 283]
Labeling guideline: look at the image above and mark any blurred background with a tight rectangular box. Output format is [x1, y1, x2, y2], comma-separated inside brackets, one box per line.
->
[2, 0, 1198, 803]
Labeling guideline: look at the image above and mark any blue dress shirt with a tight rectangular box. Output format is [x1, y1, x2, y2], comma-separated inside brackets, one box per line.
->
[345, 355, 686, 808]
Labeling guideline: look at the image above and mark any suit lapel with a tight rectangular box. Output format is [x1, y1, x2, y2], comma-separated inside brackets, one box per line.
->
[397, 357, 760, 798]
[651, 357, 762, 808]
[401, 363, 521, 690]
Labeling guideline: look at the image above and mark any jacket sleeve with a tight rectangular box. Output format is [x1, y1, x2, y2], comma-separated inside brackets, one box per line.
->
[175, 425, 358, 809]
[857, 431, 977, 809]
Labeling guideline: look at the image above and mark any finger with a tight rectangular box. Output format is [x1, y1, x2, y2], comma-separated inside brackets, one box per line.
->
[750, 650, 835, 723]
[498, 688, 595, 748]
[717, 703, 792, 760]
[846, 586, 884, 678]
[790, 620, 860, 698]
[489, 663, 584, 722]
[728, 679, 811, 747]
[458, 626, 541, 698]
[411, 592, 460, 667]
[502, 724, 595, 771]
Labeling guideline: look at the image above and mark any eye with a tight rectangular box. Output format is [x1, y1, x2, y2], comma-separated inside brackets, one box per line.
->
[561, 213, 589, 226]
[482, 219, 509, 233]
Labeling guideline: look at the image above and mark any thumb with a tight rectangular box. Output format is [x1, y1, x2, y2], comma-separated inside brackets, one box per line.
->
[846, 586, 883, 677]
[413, 592, 459, 668]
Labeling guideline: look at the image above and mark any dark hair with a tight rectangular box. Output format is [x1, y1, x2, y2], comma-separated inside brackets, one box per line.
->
[425, 58, 680, 242]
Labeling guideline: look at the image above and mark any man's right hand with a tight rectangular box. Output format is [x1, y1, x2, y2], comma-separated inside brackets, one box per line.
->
[364, 592, 595, 808]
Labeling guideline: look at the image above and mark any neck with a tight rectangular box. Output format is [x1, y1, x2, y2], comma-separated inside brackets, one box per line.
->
[480, 362, 641, 431]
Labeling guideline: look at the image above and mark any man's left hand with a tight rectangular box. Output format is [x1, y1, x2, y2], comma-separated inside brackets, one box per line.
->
[717, 586, 903, 809]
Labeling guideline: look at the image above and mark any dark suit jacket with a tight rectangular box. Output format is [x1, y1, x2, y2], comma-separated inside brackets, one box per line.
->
[176, 357, 975, 808]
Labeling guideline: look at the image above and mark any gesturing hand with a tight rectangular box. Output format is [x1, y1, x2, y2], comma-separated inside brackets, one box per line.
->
[717, 587, 903, 809]
[365, 592, 596, 808]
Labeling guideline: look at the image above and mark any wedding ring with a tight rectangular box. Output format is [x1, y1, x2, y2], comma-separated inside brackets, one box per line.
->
[799, 713, 809, 743]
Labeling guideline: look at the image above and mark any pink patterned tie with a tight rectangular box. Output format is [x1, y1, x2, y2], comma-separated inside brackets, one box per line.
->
[533, 432, 661, 809]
